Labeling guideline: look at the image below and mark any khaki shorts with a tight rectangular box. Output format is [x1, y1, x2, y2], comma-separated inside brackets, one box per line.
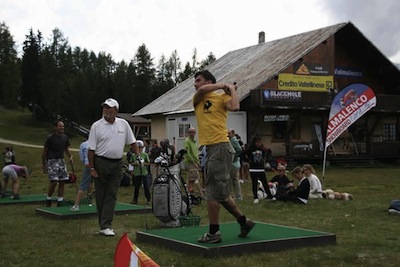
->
[185, 162, 199, 182]
[205, 142, 235, 201]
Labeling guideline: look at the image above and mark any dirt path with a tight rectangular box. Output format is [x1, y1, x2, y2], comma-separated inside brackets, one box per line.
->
[0, 138, 79, 151]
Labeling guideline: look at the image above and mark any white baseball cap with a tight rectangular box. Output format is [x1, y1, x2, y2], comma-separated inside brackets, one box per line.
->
[102, 98, 119, 110]
[136, 140, 144, 147]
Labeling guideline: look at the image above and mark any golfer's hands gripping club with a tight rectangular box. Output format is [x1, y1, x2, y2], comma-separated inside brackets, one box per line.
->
[224, 82, 237, 95]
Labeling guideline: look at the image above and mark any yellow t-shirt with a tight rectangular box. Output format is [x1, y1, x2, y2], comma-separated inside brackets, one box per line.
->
[194, 92, 231, 145]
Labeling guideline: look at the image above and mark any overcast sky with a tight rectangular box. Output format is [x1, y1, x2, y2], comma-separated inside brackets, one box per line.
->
[1, 0, 399, 65]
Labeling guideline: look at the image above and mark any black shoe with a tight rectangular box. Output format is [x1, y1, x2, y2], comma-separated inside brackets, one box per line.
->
[239, 220, 255, 238]
[45, 199, 52, 207]
[131, 200, 138, 204]
[12, 194, 20, 200]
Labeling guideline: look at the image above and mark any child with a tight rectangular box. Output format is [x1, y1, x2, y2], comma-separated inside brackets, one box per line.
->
[276, 166, 310, 204]
[130, 140, 151, 205]
[303, 164, 323, 199]
[242, 136, 274, 203]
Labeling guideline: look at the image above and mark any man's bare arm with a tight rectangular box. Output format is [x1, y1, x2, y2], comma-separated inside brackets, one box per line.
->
[225, 84, 240, 111]
[193, 83, 227, 106]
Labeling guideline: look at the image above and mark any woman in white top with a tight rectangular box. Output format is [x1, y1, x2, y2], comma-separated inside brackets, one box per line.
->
[303, 164, 322, 199]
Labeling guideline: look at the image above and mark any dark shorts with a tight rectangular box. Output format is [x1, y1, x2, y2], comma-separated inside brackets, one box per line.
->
[205, 142, 235, 201]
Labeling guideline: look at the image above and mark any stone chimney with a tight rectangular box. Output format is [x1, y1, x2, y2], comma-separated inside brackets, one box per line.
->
[258, 31, 265, 44]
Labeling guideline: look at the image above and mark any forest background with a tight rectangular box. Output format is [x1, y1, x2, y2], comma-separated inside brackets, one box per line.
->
[0, 22, 216, 124]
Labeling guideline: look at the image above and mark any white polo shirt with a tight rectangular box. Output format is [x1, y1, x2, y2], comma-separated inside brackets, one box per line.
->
[88, 117, 136, 159]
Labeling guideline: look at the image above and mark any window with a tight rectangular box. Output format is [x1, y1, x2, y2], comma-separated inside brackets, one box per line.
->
[271, 120, 300, 141]
[383, 124, 396, 141]
[272, 121, 287, 141]
[179, 124, 191, 138]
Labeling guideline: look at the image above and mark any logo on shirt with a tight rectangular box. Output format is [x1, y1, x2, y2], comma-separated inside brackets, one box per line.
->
[252, 150, 263, 163]
[203, 100, 212, 113]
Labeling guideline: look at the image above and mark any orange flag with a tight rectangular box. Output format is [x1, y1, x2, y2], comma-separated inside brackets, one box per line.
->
[114, 233, 160, 267]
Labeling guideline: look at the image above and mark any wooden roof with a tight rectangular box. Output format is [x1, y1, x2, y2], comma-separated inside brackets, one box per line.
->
[133, 22, 350, 117]
[117, 113, 150, 124]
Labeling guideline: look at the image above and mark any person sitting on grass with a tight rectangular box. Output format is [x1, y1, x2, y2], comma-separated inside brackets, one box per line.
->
[303, 164, 323, 199]
[388, 199, 400, 215]
[1, 164, 30, 200]
[276, 166, 310, 204]
[268, 164, 293, 197]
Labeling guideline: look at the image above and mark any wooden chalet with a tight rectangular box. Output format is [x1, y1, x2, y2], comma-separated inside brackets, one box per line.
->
[134, 21, 400, 162]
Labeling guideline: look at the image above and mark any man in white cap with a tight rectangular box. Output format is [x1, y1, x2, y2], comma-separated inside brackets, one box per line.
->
[88, 98, 139, 237]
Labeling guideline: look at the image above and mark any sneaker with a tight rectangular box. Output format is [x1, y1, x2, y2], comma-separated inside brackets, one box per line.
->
[388, 209, 400, 215]
[253, 198, 259, 204]
[70, 205, 79, 212]
[239, 220, 255, 238]
[239, 179, 244, 184]
[11, 194, 20, 200]
[197, 231, 221, 243]
[45, 199, 52, 207]
[99, 228, 115, 236]
[131, 200, 138, 205]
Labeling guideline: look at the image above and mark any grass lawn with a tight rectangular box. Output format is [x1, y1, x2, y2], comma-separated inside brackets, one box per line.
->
[1, 108, 399, 267]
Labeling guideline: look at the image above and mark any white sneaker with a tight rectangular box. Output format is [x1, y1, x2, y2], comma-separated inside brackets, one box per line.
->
[99, 228, 115, 236]
[253, 198, 259, 204]
[70, 205, 79, 211]
[388, 209, 400, 215]
[239, 179, 244, 184]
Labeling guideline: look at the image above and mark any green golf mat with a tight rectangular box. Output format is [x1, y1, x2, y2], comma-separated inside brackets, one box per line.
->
[136, 221, 336, 258]
[0, 194, 57, 205]
[36, 202, 151, 219]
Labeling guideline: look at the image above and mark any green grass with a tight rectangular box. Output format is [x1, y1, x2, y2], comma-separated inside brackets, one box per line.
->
[1, 108, 400, 267]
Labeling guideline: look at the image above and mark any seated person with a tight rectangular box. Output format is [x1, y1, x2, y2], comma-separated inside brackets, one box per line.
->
[269, 164, 293, 196]
[276, 166, 310, 204]
[303, 164, 323, 199]
[388, 199, 400, 215]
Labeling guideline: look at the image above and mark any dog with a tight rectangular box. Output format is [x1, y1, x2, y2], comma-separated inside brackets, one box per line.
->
[322, 189, 353, 200]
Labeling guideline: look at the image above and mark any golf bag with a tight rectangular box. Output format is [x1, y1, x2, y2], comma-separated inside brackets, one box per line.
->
[152, 142, 197, 227]
[120, 163, 131, 187]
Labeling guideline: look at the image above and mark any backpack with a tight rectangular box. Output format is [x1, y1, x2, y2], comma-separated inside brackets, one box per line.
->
[120, 171, 131, 187]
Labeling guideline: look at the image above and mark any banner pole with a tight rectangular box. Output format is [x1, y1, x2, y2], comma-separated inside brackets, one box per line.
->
[322, 144, 328, 179]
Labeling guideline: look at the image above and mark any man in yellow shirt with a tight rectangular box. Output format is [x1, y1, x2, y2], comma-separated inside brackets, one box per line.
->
[193, 70, 255, 243]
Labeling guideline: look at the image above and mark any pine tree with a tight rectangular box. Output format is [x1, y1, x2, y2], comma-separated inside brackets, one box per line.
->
[0, 22, 20, 108]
